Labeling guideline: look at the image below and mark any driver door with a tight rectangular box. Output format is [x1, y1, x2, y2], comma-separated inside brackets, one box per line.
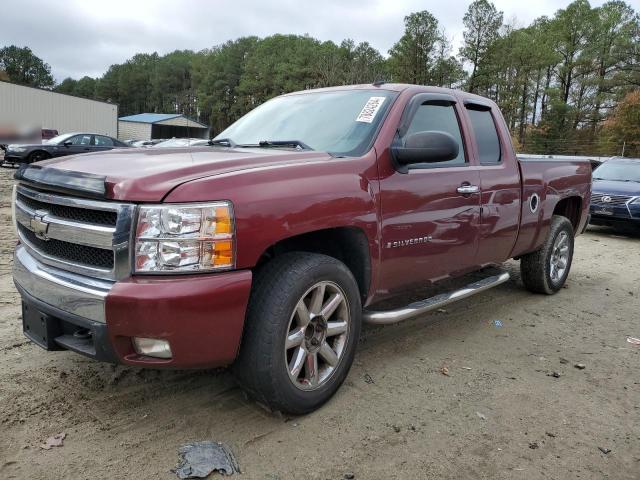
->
[377, 93, 481, 295]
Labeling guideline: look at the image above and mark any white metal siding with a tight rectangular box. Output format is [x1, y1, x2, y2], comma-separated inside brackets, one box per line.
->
[156, 116, 207, 128]
[0, 81, 117, 137]
[117, 121, 151, 141]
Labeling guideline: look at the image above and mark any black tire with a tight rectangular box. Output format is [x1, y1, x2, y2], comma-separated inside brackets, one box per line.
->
[520, 215, 574, 294]
[233, 252, 362, 415]
[27, 150, 50, 163]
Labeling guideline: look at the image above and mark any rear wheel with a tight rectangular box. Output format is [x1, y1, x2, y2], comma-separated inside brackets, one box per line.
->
[233, 252, 361, 414]
[27, 151, 50, 163]
[520, 215, 574, 294]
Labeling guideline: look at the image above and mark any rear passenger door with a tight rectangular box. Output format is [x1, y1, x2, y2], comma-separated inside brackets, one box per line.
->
[377, 93, 481, 294]
[463, 100, 521, 266]
[92, 135, 116, 153]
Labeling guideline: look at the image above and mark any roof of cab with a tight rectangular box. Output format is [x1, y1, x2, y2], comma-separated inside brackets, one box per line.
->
[283, 83, 497, 106]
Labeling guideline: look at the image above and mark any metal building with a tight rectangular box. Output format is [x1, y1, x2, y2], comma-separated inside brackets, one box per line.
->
[0, 81, 118, 137]
[118, 113, 209, 141]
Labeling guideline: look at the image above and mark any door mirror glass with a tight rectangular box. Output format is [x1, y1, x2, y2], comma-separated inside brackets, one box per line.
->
[63, 140, 73, 147]
[393, 131, 460, 165]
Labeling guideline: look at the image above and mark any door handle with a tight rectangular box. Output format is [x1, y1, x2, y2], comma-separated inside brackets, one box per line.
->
[457, 184, 480, 194]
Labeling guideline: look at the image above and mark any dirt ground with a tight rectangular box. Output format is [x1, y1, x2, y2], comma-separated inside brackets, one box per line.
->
[0, 166, 638, 480]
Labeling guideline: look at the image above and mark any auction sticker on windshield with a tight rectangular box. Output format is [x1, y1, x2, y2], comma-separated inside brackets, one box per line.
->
[356, 97, 386, 123]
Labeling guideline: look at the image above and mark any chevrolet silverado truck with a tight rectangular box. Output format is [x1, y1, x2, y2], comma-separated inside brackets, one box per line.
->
[12, 84, 591, 414]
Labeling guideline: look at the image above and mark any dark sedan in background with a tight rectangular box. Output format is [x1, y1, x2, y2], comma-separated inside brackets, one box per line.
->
[590, 157, 640, 231]
[2, 133, 128, 165]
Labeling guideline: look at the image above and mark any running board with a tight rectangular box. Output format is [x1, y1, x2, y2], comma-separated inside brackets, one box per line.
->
[363, 271, 510, 325]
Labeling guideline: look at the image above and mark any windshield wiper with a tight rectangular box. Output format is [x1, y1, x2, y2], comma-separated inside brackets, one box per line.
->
[208, 138, 237, 147]
[252, 140, 314, 151]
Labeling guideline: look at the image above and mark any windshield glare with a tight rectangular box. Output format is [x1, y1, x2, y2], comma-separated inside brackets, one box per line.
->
[215, 90, 397, 156]
[155, 138, 199, 148]
[593, 161, 640, 182]
[46, 133, 74, 145]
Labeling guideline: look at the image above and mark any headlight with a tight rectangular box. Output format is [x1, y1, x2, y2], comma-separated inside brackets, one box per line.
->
[134, 202, 235, 273]
[8, 145, 27, 153]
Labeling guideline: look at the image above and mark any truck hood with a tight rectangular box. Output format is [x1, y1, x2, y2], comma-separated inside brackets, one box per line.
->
[592, 179, 640, 197]
[29, 147, 334, 201]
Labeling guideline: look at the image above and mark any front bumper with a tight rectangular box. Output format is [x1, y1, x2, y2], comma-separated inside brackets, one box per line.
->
[13, 246, 253, 368]
[589, 204, 640, 227]
[589, 214, 640, 228]
[3, 152, 28, 163]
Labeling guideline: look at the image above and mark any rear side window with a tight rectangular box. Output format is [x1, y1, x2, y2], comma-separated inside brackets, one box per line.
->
[95, 136, 114, 146]
[467, 108, 501, 164]
[404, 104, 466, 166]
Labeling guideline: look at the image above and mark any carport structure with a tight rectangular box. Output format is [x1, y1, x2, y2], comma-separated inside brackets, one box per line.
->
[118, 113, 209, 141]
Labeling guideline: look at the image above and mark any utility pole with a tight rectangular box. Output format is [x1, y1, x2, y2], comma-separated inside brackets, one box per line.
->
[621, 141, 626, 157]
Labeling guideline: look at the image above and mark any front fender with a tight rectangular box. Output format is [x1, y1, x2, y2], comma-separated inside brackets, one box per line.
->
[163, 151, 381, 270]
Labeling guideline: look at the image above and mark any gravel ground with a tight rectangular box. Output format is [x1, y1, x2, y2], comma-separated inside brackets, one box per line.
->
[0, 166, 638, 480]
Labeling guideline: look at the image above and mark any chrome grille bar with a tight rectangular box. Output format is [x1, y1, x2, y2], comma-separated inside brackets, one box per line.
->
[14, 184, 135, 281]
[15, 198, 116, 248]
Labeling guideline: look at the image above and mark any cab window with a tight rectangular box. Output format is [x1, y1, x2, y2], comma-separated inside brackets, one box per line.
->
[466, 107, 501, 164]
[404, 104, 466, 167]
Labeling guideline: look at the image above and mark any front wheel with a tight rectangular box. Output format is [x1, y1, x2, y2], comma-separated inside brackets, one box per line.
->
[520, 215, 575, 294]
[27, 151, 50, 163]
[233, 252, 362, 414]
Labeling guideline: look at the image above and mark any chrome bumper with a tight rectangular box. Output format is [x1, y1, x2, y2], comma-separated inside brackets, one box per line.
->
[13, 246, 113, 323]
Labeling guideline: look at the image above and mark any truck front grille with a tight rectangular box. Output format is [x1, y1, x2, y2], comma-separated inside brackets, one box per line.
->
[14, 184, 135, 280]
[17, 192, 118, 227]
[18, 224, 115, 269]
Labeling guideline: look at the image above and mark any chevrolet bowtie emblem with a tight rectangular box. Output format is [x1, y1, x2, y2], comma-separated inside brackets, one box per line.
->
[30, 210, 50, 241]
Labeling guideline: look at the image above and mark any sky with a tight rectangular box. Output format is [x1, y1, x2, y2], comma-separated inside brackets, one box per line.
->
[0, 0, 610, 82]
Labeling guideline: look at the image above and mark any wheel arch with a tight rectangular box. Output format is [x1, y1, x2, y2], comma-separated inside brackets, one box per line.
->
[28, 149, 51, 162]
[254, 226, 372, 303]
[552, 196, 582, 231]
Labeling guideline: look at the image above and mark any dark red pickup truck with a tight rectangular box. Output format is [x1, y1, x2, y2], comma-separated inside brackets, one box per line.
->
[12, 84, 591, 413]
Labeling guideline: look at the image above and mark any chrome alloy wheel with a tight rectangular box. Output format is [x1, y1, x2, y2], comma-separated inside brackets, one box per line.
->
[550, 231, 570, 281]
[285, 281, 350, 391]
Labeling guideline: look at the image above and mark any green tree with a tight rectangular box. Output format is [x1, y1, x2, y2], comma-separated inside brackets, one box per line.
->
[588, 1, 639, 129]
[430, 32, 465, 88]
[151, 50, 194, 114]
[55, 77, 78, 95]
[0, 45, 54, 88]
[601, 89, 640, 156]
[193, 37, 259, 132]
[388, 11, 440, 85]
[459, 0, 503, 93]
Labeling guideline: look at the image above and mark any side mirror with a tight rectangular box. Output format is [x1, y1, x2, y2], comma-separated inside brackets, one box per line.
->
[63, 140, 73, 147]
[392, 131, 459, 166]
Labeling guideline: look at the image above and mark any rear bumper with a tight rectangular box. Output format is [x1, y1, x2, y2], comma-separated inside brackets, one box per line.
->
[13, 246, 253, 368]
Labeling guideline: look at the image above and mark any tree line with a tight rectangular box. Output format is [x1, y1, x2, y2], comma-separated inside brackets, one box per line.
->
[1, 0, 639, 156]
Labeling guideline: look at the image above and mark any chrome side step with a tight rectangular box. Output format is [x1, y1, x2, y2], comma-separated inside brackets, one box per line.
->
[363, 271, 510, 325]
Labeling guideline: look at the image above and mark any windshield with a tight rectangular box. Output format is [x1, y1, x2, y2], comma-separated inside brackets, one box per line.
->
[593, 161, 640, 182]
[214, 89, 397, 156]
[45, 133, 74, 145]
